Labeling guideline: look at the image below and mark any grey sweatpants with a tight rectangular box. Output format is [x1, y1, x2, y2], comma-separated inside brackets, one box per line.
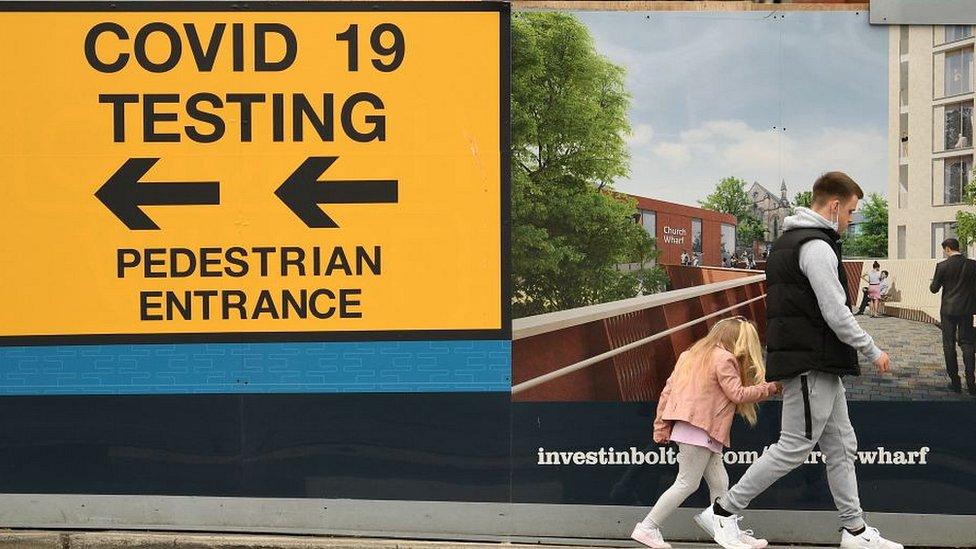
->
[718, 370, 866, 530]
[642, 443, 728, 529]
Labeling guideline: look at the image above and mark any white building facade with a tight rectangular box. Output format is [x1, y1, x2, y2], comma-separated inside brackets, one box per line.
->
[890, 24, 976, 259]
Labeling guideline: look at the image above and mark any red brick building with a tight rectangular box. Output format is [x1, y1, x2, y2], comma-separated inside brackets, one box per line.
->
[628, 194, 737, 267]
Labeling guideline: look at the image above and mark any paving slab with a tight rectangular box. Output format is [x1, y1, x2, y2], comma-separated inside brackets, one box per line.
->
[850, 316, 974, 401]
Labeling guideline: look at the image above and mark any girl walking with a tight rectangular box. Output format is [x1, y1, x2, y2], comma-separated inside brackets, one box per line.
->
[631, 317, 781, 549]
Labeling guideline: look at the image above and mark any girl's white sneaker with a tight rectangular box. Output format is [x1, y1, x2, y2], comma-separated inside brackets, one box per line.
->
[630, 522, 672, 549]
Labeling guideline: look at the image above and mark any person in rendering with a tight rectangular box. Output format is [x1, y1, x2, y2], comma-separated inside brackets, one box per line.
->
[854, 286, 871, 316]
[863, 261, 883, 318]
[630, 317, 780, 549]
[697, 172, 902, 549]
[855, 270, 890, 316]
[681, 250, 691, 266]
[878, 270, 891, 315]
[930, 238, 976, 395]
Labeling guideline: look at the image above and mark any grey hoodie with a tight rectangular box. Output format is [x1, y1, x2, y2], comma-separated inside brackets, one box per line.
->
[783, 207, 882, 363]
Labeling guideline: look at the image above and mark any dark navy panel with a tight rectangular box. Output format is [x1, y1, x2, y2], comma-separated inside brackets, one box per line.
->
[0, 392, 509, 500]
[0, 340, 510, 395]
[241, 393, 510, 501]
[511, 402, 976, 515]
[0, 394, 243, 495]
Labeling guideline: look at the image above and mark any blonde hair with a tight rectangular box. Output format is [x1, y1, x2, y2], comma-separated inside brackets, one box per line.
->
[672, 316, 767, 425]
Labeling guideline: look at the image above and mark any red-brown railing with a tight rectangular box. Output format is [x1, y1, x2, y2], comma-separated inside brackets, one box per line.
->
[756, 260, 862, 306]
[512, 267, 766, 402]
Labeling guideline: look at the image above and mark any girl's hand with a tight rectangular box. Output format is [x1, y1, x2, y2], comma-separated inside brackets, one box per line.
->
[770, 382, 783, 395]
[653, 432, 669, 444]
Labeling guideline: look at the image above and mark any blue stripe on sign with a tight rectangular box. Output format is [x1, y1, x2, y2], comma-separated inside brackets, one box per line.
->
[0, 340, 511, 395]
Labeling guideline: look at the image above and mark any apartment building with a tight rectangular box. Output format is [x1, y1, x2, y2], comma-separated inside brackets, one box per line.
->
[889, 24, 975, 259]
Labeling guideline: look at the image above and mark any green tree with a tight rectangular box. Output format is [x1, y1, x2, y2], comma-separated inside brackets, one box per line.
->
[843, 193, 888, 258]
[512, 11, 630, 186]
[737, 216, 766, 248]
[511, 12, 666, 317]
[699, 176, 754, 220]
[955, 170, 976, 255]
[699, 176, 764, 247]
[793, 191, 813, 209]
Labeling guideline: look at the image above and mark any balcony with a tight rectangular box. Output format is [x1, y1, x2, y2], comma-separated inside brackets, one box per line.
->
[935, 31, 975, 52]
[935, 141, 974, 158]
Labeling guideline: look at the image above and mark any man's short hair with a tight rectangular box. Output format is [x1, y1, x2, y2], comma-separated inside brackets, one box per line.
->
[942, 238, 961, 252]
[811, 172, 864, 206]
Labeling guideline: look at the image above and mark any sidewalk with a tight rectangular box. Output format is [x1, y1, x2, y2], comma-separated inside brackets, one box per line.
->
[0, 531, 834, 549]
[850, 315, 971, 401]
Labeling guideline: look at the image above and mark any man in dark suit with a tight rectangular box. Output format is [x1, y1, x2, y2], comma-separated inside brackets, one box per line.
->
[930, 238, 976, 395]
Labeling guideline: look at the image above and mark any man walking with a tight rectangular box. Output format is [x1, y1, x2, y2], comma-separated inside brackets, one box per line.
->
[930, 238, 976, 395]
[697, 172, 902, 549]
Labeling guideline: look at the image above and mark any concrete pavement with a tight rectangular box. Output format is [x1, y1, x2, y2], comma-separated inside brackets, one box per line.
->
[0, 531, 845, 549]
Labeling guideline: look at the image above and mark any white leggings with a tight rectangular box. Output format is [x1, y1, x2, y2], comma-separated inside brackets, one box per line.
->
[641, 443, 728, 529]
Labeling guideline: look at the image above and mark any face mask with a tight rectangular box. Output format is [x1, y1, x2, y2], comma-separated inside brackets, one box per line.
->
[828, 208, 840, 232]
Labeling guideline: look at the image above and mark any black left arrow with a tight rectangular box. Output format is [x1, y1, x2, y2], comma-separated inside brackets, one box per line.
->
[275, 156, 398, 228]
[95, 158, 220, 230]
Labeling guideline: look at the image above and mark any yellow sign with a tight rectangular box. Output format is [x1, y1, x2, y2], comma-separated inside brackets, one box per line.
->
[0, 3, 508, 343]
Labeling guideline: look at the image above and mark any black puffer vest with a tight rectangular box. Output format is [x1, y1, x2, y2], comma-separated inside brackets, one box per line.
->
[765, 227, 859, 381]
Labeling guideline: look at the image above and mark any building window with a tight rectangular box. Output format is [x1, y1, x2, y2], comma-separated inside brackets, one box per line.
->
[692, 218, 702, 255]
[947, 25, 973, 44]
[898, 164, 908, 209]
[932, 222, 958, 259]
[897, 225, 906, 259]
[900, 63, 909, 108]
[944, 156, 972, 204]
[945, 49, 973, 97]
[945, 101, 973, 150]
[641, 210, 656, 239]
[721, 223, 735, 258]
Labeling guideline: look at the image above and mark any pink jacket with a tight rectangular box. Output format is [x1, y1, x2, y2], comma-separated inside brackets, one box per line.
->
[653, 346, 777, 448]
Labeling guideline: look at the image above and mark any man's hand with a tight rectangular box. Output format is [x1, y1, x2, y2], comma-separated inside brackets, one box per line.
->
[873, 351, 891, 373]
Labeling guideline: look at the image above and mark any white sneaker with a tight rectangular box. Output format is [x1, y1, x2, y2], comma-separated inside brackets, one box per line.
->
[695, 506, 766, 549]
[840, 526, 904, 549]
[630, 522, 672, 549]
[740, 529, 769, 549]
[705, 510, 752, 549]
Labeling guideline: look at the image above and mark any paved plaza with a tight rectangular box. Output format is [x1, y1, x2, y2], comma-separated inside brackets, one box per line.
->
[847, 315, 975, 401]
